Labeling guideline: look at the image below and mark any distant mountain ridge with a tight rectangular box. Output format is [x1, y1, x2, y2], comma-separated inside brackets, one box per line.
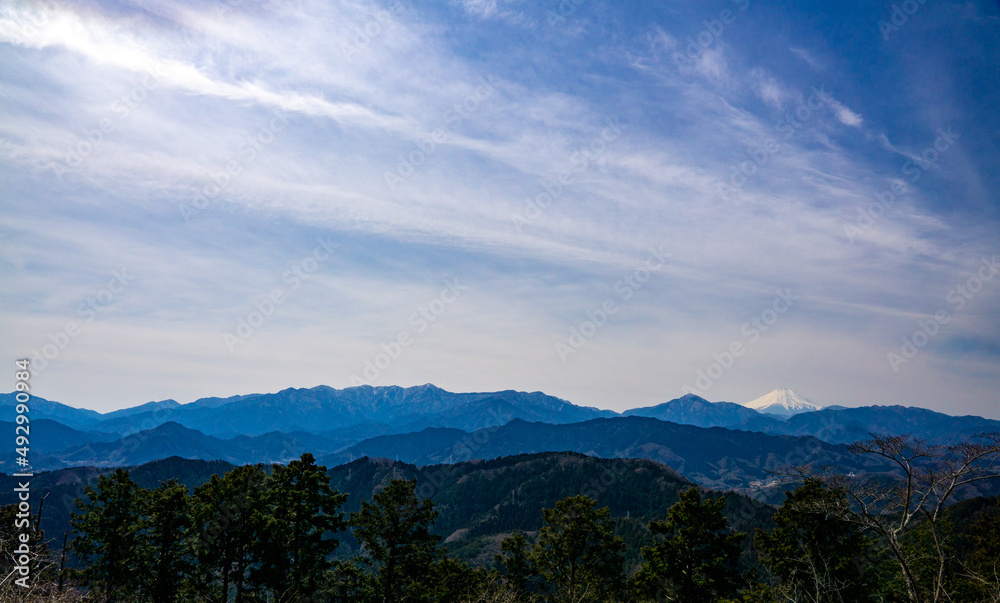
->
[4, 386, 998, 468]
[0, 392, 103, 426]
[1, 385, 616, 437]
[623, 393, 781, 429]
[100, 399, 181, 420]
[0, 418, 118, 452]
[9, 421, 349, 472]
[766, 405, 1000, 445]
[320, 416, 897, 495]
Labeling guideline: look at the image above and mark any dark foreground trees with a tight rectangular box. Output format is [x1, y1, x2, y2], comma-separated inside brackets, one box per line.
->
[192, 463, 267, 602]
[70, 468, 147, 601]
[256, 454, 347, 600]
[963, 506, 1000, 602]
[492, 488, 745, 603]
[144, 480, 197, 603]
[70, 454, 347, 603]
[631, 487, 744, 602]
[529, 495, 626, 602]
[493, 496, 627, 603]
[350, 478, 442, 602]
[68, 462, 481, 603]
[0, 499, 56, 602]
[26, 432, 1000, 602]
[754, 479, 880, 603]
[792, 433, 1000, 603]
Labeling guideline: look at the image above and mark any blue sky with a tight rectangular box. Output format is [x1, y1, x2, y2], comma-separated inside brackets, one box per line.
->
[1, 0, 998, 417]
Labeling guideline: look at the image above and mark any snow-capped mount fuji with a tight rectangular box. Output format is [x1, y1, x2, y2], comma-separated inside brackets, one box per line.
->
[744, 388, 822, 418]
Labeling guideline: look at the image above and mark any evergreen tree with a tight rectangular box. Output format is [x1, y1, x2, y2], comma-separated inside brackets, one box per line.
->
[69, 469, 147, 603]
[965, 506, 1000, 601]
[193, 464, 268, 603]
[424, 557, 484, 603]
[140, 479, 197, 603]
[529, 495, 626, 603]
[755, 480, 879, 603]
[633, 487, 745, 603]
[350, 479, 441, 603]
[496, 531, 534, 600]
[253, 453, 348, 601]
[326, 560, 376, 603]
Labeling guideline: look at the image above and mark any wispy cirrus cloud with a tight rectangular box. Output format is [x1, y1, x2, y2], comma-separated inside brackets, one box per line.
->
[0, 0, 997, 418]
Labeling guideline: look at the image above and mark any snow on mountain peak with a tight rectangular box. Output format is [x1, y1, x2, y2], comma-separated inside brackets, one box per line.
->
[744, 388, 822, 417]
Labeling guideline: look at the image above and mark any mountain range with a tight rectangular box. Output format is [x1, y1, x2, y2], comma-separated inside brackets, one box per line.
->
[1, 384, 615, 437]
[623, 393, 781, 429]
[3, 385, 998, 497]
[319, 417, 901, 496]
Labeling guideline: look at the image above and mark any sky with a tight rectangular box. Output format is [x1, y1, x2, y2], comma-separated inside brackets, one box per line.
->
[0, 0, 998, 418]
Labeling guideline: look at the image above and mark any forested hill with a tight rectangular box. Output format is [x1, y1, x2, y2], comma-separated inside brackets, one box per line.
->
[321, 417, 899, 495]
[4, 449, 999, 602]
[0, 452, 773, 567]
[0, 457, 236, 552]
[325, 452, 773, 564]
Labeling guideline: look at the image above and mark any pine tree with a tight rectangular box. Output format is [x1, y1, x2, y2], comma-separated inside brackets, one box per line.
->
[529, 495, 626, 603]
[349, 479, 441, 603]
[633, 487, 745, 602]
[193, 464, 268, 603]
[253, 453, 348, 601]
[140, 479, 197, 603]
[69, 469, 147, 603]
[755, 479, 879, 603]
[424, 557, 484, 603]
[965, 506, 1000, 601]
[496, 531, 534, 600]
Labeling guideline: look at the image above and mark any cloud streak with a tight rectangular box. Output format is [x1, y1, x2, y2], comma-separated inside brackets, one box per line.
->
[0, 0, 997, 419]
